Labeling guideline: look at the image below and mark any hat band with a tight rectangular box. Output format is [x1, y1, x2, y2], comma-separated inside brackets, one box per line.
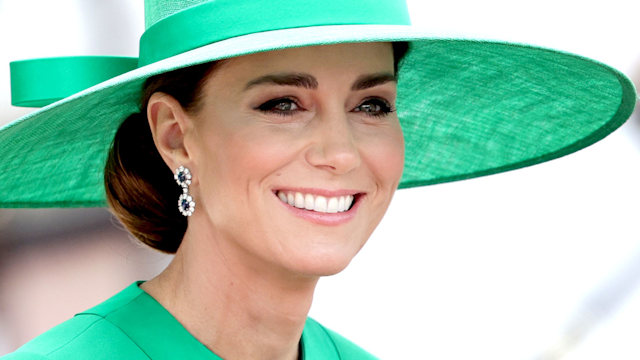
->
[10, 56, 138, 108]
[138, 0, 411, 67]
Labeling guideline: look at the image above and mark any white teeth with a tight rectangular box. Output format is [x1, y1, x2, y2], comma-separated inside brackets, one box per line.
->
[314, 196, 328, 212]
[276, 191, 356, 213]
[327, 197, 338, 213]
[295, 192, 305, 208]
[345, 195, 354, 209]
[304, 193, 314, 210]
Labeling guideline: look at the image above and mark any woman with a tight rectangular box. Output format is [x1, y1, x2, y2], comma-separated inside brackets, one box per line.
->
[0, 0, 635, 359]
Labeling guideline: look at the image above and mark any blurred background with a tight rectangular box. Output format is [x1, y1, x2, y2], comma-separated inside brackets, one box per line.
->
[1, 0, 639, 359]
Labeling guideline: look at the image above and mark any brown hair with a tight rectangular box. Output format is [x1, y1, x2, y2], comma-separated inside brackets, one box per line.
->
[104, 42, 410, 254]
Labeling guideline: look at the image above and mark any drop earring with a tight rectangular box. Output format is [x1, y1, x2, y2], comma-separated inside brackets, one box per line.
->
[174, 166, 195, 216]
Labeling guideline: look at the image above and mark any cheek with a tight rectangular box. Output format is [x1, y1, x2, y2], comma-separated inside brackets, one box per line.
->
[203, 124, 299, 191]
[361, 125, 405, 187]
[193, 125, 296, 235]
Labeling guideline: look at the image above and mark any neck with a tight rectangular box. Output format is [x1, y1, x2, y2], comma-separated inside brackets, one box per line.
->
[141, 220, 318, 360]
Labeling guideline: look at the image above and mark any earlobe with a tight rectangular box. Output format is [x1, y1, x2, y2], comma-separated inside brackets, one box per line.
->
[147, 92, 192, 171]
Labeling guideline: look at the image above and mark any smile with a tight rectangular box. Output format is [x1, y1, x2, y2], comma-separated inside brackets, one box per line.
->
[276, 191, 355, 213]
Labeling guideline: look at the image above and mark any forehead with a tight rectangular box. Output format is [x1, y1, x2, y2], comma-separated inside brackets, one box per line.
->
[213, 42, 394, 83]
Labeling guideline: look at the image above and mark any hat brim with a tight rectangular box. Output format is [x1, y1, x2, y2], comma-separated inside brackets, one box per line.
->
[0, 25, 635, 207]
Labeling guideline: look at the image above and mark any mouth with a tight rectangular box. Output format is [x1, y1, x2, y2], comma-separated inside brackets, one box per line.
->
[274, 190, 361, 214]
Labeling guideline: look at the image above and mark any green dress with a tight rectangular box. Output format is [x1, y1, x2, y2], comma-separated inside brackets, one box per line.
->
[1, 282, 376, 359]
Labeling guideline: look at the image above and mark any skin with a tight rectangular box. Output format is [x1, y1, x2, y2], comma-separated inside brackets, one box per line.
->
[142, 43, 404, 360]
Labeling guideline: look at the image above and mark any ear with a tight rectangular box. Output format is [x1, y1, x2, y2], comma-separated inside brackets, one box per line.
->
[147, 92, 193, 172]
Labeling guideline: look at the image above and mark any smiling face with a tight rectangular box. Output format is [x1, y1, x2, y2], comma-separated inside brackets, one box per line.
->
[181, 43, 404, 277]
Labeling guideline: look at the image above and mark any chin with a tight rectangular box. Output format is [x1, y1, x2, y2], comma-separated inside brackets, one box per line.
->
[272, 223, 377, 278]
[306, 261, 352, 277]
[287, 245, 363, 278]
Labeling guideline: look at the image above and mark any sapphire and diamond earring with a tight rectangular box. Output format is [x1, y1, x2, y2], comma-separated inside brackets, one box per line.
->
[174, 166, 195, 216]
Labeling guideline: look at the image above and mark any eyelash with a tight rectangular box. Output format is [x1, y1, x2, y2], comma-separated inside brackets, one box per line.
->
[352, 97, 395, 118]
[255, 97, 395, 117]
[256, 97, 301, 116]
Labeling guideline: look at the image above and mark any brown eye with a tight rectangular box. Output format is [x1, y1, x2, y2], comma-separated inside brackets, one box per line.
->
[257, 98, 300, 115]
[353, 98, 393, 117]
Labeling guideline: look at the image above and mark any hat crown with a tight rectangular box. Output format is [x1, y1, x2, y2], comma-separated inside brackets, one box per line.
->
[145, 0, 209, 29]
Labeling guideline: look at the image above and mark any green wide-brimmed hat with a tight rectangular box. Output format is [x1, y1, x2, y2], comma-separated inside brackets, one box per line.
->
[1, 0, 636, 207]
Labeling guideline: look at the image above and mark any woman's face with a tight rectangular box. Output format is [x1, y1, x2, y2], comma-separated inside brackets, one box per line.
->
[186, 43, 404, 277]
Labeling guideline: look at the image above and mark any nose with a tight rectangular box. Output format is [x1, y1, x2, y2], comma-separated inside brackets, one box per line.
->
[304, 108, 361, 175]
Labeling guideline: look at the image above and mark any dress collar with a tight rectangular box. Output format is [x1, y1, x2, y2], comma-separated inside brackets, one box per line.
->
[79, 282, 341, 359]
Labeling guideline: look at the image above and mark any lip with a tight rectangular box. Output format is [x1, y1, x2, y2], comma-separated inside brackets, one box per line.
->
[272, 188, 364, 226]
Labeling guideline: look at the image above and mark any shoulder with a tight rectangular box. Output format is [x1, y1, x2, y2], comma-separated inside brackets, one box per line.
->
[323, 327, 378, 360]
[304, 318, 378, 359]
[1, 314, 148, 360]
[1, 283, 149, 360]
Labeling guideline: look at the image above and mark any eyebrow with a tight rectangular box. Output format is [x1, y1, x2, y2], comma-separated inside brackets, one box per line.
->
[351, 73, 397, 91]
[244, 73, 318, 90]
[243, 72, 397, 91]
